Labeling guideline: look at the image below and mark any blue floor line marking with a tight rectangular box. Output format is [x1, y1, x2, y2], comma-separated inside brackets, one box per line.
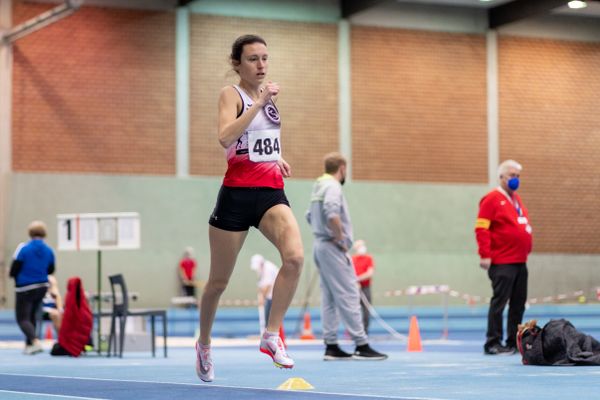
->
[0, 374, 443, 400]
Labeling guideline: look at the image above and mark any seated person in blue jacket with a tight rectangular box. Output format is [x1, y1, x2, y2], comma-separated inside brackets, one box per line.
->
[42, 275, 64, 335]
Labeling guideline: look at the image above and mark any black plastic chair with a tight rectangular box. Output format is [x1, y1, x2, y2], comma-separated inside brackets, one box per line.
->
[107, 274, 167, 358]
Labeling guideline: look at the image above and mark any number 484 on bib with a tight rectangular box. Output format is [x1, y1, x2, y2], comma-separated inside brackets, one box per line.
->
[248, 129, 281, 162]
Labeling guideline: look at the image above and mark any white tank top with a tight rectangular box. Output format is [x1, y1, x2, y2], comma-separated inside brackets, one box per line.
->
[222, 85, 283, 188]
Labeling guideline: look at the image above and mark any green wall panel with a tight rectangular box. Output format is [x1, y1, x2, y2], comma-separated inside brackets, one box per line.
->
[3, 173, 598, 309]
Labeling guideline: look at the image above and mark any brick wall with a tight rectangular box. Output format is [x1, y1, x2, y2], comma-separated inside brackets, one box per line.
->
[9, 3, 600, 254]
[499, 36, 600, 253]
[351, 26, 487, 183]
[11, 2, 176, 174]
[189, 15, 338, 179]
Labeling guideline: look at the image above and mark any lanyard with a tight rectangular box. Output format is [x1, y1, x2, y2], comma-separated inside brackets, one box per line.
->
[514, 200, 523, 217]
[497, 187, 523, 217]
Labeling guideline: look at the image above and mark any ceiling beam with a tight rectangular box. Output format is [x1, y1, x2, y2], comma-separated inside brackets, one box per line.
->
[177, 0, 195, 7]
[2, 0, 82, 43]
[488, 0, 569, 29]
[341, 0, 387, 18]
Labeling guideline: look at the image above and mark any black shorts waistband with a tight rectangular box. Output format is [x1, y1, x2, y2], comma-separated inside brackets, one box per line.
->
[223, 186, 282, 191]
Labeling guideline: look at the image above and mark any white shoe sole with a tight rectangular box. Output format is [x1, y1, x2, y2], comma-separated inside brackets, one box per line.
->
[323, 356, 353, 361]
[260, 346, 294, 369]
[24, 347, 43, 355]
[352, 355, 388, 361]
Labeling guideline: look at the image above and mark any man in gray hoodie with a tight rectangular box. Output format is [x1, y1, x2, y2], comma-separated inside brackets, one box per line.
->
[306, 152, 387, 361]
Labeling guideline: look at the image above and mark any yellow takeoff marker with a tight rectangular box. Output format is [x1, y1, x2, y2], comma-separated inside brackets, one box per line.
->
[277, 377, 315, 390]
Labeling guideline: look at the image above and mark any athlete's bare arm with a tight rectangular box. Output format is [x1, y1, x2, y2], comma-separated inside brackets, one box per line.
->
[277, 158, 291, 178]
[217, 83, 279, 148]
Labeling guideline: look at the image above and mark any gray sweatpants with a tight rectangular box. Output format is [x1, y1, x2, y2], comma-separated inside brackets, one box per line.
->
[313, 240, 368, 346]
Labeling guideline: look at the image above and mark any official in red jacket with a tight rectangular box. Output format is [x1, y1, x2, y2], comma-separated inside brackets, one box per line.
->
[475, 159, 532, 355]
[352, 240, 375, 334]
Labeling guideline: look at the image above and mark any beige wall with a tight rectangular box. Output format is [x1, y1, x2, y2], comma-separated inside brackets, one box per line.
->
[499, 36, 600, 253]
[351, 26, 487, 183]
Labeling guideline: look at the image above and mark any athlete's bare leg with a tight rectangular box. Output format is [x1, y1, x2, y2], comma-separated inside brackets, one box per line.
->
[258, 204, 304, 332]
[199, 226, 248, 345]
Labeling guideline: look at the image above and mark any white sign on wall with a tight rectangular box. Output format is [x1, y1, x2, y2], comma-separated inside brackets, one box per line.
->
[57, 212, 141, 251]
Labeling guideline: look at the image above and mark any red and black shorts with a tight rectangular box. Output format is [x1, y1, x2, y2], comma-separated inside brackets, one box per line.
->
[208, 186, 290, 232]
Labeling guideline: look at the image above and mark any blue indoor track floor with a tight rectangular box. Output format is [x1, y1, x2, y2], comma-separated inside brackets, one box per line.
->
[2, 338, 600, 400]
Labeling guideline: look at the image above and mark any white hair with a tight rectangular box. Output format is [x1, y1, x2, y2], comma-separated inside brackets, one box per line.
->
[352, 239, 365, 251]
[250, 254, 264, 271]
[497, 159, 522, 179]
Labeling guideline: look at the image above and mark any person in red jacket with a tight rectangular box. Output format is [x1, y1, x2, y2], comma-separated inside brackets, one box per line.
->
[50, 277, 92, 357]
[475, 159, 533, 355]
[352, 240, 375, 334]
[179, 247, 197, 298]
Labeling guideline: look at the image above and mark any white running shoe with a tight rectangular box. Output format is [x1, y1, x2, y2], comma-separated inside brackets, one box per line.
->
[195, 341, 214, 382]
[259, 334, 294, 369]
[23, 340, 43, 355]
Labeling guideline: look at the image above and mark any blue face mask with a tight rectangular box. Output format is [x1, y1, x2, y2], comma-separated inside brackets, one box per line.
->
[508, 177, 520, 191]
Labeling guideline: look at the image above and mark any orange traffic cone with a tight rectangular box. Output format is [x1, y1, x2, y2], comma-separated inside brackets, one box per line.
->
[44, 324, 54, 340]
[300, 311, 316, 340]
[279, 324, 287, 348]
[407, 315, 422, 352]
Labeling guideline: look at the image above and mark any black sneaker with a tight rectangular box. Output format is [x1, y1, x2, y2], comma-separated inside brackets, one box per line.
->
[324, 344, 353, 361]
[484, 344, 515, 356]
[352, 344, 388, 360]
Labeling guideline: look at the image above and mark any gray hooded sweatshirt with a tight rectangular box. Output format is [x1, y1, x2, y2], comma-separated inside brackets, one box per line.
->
[306, 174, 354, 248]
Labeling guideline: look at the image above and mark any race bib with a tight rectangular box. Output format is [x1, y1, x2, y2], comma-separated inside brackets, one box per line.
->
[248, 129, 281, 162]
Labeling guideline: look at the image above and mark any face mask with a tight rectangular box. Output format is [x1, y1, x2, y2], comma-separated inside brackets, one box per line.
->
[356, 246, 367, 255]
[508, 177, 520, 191]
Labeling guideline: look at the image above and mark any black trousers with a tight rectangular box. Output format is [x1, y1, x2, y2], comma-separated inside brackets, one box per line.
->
[486, 263, 528, 348]
[183, 285, 196, 297]
[359, 286, 372, 334]
[15, 286, 47, 345]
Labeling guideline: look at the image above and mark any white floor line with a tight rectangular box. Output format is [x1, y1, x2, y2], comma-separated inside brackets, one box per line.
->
[0, 389, 108, 400]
